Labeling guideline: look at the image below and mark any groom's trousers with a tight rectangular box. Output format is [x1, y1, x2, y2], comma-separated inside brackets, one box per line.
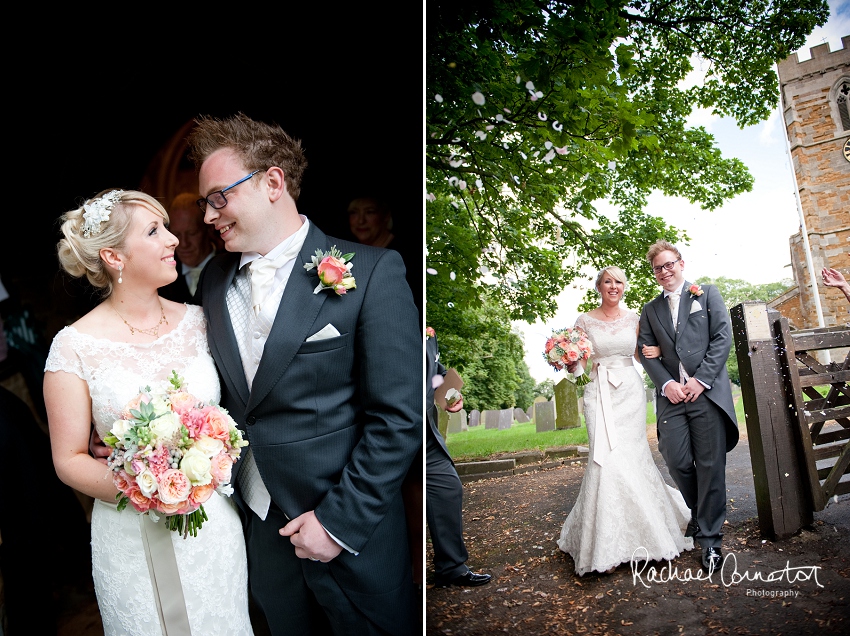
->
[656, 395, 727, 550]
[426, 429, 470, 580]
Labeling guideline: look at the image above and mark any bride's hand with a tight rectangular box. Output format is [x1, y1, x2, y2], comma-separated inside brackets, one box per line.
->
[89, 427, 111, 465]
[642, 345, 661, 359]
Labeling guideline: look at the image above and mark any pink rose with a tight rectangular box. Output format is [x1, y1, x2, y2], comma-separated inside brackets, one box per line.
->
[189, 483, 215, 506]
[317, 256, 347, 287]
[210, 452, 234, 484]
[113, 471, 132, 493]
[157, 469, 191, 505]
[180, 408, 211, 439]
[565, 346, 581, 363]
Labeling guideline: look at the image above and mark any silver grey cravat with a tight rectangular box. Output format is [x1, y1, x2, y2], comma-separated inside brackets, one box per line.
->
[668, 291, 680, 329]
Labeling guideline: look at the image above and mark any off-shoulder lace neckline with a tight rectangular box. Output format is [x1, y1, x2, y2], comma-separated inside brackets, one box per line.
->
[63, 304, 195, 347]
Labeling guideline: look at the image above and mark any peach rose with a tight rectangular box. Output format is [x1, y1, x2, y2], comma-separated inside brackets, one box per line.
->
[154, 497, 183, 515]
[204, 408, 232, 441]
[189, 483, 215, 506]
[157, 469, 191, 504]
[126, 486, 152, 513]
[121, 393, 150, 419]
[169, 391, 199, 414]
[317, 255, 347, 287]
[565, 346, 581, 363]
[210, 452, 234, 484]
[113, 471, 132, 493]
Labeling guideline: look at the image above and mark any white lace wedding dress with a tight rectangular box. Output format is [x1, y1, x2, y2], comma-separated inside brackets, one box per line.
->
[557, 312, 693, 576]
[45, 305, 253, 636]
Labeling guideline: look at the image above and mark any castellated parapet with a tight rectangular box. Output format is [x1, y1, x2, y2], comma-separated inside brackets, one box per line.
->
[769, 36, 850, 330]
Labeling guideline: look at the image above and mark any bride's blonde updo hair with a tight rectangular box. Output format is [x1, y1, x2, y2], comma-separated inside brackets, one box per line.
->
[594, 266, 629, 294]
[56, 189, 169, 297]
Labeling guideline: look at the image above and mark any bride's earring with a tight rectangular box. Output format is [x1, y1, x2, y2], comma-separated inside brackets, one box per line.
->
[118, 265, 123, 284]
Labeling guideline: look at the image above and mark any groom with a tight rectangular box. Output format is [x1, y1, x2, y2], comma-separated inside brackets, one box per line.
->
[637, 240, 738, 572]
[189, 113, 421, 634]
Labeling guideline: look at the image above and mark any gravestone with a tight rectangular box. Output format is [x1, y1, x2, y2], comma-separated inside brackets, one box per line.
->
[513, 407, 529, 423]
[483, 409, 512, 430]
[483, 409, 501, 429]
[526, 405, 534, 420]
[446, 409, 468, 433]
[646, 388, 656, 410]
[468, 409, 481, 427]
[534, 400, 556, 432]
[554, 377, 580, 429]
[438, 407, 449, 439]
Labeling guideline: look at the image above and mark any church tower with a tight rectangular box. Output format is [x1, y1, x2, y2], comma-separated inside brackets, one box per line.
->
[770, 36, 850, 328]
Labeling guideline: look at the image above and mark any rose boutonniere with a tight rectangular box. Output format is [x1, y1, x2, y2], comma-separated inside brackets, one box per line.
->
[426, 326, 436, 339]
[304, 246, 356, 295]
[689, 284, 704, 298]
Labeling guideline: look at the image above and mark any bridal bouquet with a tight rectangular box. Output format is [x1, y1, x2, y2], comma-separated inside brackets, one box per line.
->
[543, 327, 594, 386]
[104, 370, 248, 538]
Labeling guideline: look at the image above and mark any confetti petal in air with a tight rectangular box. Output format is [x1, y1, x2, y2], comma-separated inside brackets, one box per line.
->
[530, 94, 538, 101]
[535, 91, 543, 99]
[472, 91, 486, 105]
[503, 108, 511, 114]
[542, 149, 556, 163]
[475, 179, 483, 188]
[525, 81, 535, 91]
[450, 272, 456, 280]
[608, 161, 616, 170]
[552, 121, 563, 132]
[538, 112, 547, 121]
[458, 180, 467, 190]
[544, 141, 553, 149]
[427, 268, 438, 275]
[496, 114, 504, 122]
[555, 146, 568, 155]
[448, 176, 459, 187]
[485, 125, 494, 131]
[474, 130, 487, 140]
[435, 94, 443, 103]
[447, 302, 455, 308]
[449, 158, 463, 168]
[451, 202, 459, 209]
[427, 193, 436, 202]
[479, 265, 490, 275]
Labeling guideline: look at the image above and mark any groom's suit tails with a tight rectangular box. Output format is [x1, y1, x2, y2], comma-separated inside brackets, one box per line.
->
[638, 281, 738, 550]
[200, 221, 421, 635]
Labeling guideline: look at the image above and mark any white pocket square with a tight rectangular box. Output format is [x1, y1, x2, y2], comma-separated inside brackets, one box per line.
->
[306, 323, 341, 342]
[689, 300, 702, 314]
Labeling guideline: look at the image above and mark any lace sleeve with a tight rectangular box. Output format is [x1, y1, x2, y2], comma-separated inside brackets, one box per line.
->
[575, 314, 588, 332]
[44, 327, 85, 380]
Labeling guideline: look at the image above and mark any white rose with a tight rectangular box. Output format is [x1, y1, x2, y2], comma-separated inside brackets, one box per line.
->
[180, 448, 213, 486]
[149, 412, 182, 441]
[194, 436, 224, 458]
[111, 419, 133, 438]
[135, 469, 158, 497]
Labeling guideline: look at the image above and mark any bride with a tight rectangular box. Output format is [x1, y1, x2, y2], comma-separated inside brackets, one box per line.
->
[44, 189, 254, 635]
[556, 266, 693, 575]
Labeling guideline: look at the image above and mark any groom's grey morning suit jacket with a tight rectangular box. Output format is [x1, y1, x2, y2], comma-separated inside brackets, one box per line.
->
[197, 222, 421, 627]
[638, 281, 738, 452]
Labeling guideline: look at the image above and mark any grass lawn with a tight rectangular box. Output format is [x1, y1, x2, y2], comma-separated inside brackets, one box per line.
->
[447, 385, 747, 462]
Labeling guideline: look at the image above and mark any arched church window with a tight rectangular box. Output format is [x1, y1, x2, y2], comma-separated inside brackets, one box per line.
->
[838, 80, 850, 131]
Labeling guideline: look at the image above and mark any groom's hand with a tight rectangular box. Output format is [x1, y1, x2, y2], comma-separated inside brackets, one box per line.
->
[682, 377, 705, 403]
[280, 510, 344, 563]
[664, 381, 688, 404]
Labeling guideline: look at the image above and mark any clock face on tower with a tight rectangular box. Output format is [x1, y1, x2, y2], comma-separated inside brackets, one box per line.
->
[845, 137, 850, 163]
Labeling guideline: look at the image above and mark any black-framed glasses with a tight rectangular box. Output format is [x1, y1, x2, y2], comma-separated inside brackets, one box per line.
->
[196, 170, 261, 211]
[652, 260, 680, 275]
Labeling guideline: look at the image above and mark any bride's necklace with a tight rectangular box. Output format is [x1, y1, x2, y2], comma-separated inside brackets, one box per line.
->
[601, 306, 621, 321]
[112, 302, 168, 337]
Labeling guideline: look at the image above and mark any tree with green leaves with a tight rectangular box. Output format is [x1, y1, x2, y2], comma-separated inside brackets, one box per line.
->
[426, 0, 827, 325]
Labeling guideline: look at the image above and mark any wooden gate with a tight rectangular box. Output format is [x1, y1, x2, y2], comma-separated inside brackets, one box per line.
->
[775, 320, 850, 511]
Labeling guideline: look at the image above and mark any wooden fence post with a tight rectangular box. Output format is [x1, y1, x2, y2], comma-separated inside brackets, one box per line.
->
[730, 302, 813, 538]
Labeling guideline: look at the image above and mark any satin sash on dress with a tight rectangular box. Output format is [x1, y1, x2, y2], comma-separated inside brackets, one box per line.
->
[139, 514, 192, 636]
[590, 356, 635, 467]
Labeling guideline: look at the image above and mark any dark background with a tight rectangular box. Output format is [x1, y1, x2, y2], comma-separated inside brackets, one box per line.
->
[4, 10, 424, 345]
